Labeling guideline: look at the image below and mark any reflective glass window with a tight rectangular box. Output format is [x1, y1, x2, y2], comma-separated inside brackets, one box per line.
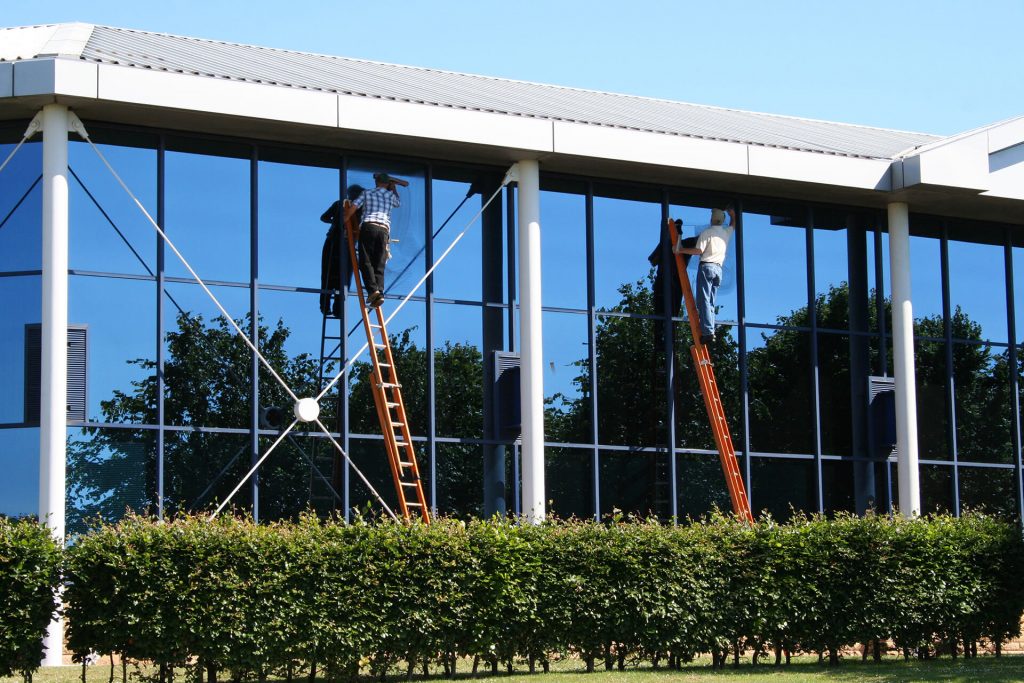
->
[435, 442, 484, 518]
[909, 235, 943, 324]
[162, 282, 252, 429]
[742, 205, 807, 325]
[546, 447, 593, 519]
[750, 456, 815, 521]
[747, 329, 814, 455]
[818, 333, 851, 457]
[598, 450, 671, 519]
[67, 426, 153, 534]
[165, 145, 251, 284]
[257, 153, 338, 290]
[540, 187, 587, 310]
[0, 275, 41, 425]
[948, 238, 1007, 343]
[544, 311, 591, 443]
[347, 436, 402, 516]
[70, 274, 156, 424]
[593, 191, 660, 313]
[953, 341, 1013, 464]
[0, 140, 41, 273]
[914, 339, 950, 460]
[69, 141, 156, 276]
[432, 173, 501, 303]
[164, 431, 251, 516]
[346, 159, 427, 299]
[821, 460, 855, 515]
[596, 316, 665, 448]
[676, 453, 732, 520]
[0, 428, 39, 517]
[918, 464, 954, 514]
[433, 302, 484, 440]
[958, 466, 1017, 519]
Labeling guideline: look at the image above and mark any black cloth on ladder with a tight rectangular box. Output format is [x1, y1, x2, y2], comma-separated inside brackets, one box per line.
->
[650, 225, 695, 351]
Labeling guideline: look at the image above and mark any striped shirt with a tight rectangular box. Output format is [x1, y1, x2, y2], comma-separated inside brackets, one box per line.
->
[353, 186, 400, 228]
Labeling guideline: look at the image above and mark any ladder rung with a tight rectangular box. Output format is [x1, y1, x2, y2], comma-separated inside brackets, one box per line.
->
[378, 362, 391, 368]
[405, 502, 422, 507]
[400, 481, 419, 487]
[386, 402, 399, 408]
[380, 382, 401, 389]
[374, 343, 387, 349]
[398, 461, 414, 468]
[391, 421, 404, 427]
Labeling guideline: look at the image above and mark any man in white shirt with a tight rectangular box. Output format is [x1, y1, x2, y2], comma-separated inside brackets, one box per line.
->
[676, 206, 736, 345]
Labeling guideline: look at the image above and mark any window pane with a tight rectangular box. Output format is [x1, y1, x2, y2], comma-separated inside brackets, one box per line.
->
[596, 316, 664, 447]
[0, 141, 41, 272]
[69, 141, 156, 276]
[71, 275, 155, 424]
[948, 239, 1007, 343]
[165, 148, 250, 284]
[818, 333, 851, 457]
[593, 193, 660, 312]
[0, 428, 39, 517]
[544, 311, 591, 442]
[67, 427, 153, 534]
[676, 453, 732, 520]
[953, 342, 1013, 464]
[165, 431, 251, 516]
[431, 175, 496, 303]
[258, 157, 338, 290]
[0, 275, 40, 425]
[599, 450, 670, 520]
[433, 302, 484, 440]
[257, 432, 330, 521]
[959, 466, 1017, 519]
[162, 282, 252, 429]
[909, 235, 942, 324]
[918, 463, 954, 514]
[747, 329, 814, 454]
[348, 436, 402, 517]
[821, 460, 855, 514]
[346, 159, 427, 299]
[750, 457, 815, 521]
[914, 339, 950, 460]
[435, 442, 484, 518]
[742, 207, 806, 325]
[547, 447, 593, 520]
[674, 321, 741, 451]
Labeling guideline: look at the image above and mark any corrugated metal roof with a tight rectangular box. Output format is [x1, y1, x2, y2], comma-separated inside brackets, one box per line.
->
[7, 23, 942, 159]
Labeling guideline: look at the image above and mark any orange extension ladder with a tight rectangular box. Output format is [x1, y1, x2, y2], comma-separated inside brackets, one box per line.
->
[344, 207, 430, 523]
[668, 219, 754, 524]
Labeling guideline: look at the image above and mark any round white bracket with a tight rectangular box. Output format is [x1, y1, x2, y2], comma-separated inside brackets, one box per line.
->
[293, 397, 320, 423]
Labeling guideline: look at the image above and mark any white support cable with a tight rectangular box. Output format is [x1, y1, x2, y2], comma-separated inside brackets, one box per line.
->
[313, 417, 399, 522]
[316, 170, 514, 402]
[209, 419, 298, 519]
[73, 116, 300, 404]
[0, 113, 43, 176]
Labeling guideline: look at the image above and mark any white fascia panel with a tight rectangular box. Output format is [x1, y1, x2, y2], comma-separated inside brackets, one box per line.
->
[748, 146, 892, 191]
[0, 63, 12, 98]
[988, 118, 1024, 153]
[338, 95, 553, 152]
[13, 58, 96, 98]
[0, 25, 58, 61]
[98, 65, 337, 128]
[912, 133, 988, 191]
[552, 121, 747, 175]
[985, 144, 1024, 201]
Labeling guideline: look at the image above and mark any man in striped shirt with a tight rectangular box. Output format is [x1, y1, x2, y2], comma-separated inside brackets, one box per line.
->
[344, 172, 407, 307]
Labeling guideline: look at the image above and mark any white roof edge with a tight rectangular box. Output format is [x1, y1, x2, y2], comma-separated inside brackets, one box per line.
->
[893, 114, 1024, 159]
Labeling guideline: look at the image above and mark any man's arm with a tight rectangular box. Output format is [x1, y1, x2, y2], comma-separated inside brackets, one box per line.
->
[727, 206, 737, 229]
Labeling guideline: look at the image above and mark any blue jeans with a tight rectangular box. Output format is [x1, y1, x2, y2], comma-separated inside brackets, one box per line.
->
[697, 261, 722, 338]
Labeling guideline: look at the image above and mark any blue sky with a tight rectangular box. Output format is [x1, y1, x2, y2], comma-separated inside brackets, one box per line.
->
[5, 0, 1023, 136]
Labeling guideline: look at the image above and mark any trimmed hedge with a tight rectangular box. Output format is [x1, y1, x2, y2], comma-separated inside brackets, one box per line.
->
[0, 518, 62, 681]
[59, 512, 1024, 679]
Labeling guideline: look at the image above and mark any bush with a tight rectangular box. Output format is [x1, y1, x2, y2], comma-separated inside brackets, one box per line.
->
[58, 511, 1024, 678]
[0, 518, 62, 681]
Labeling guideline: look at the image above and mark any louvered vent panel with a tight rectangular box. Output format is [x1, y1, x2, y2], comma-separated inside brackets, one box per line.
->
[23, 324, 89, 425]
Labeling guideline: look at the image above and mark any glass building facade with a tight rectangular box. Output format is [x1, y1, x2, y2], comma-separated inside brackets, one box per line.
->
[2, 121, 1021, 529]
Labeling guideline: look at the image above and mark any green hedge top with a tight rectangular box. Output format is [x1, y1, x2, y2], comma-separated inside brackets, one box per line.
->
[60, 512, 1024, 677]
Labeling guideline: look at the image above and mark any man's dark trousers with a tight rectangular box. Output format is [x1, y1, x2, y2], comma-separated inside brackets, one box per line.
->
[358, 222, 389, 295]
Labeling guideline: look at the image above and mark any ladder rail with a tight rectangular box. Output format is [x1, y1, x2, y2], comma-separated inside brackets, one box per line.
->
[668, 219, 754, 524]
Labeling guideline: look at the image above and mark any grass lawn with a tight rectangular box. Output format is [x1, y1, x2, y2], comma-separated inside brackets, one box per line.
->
[6, 656, 1024, 683]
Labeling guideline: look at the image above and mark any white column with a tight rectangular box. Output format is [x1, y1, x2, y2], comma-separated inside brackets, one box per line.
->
[888, 202, 921, 518]
[516, 160, 545, 522]
[40, 103, 69, 666]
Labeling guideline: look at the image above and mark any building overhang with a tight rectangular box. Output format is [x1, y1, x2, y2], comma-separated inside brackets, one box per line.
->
[2, 56, 1022, 226]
